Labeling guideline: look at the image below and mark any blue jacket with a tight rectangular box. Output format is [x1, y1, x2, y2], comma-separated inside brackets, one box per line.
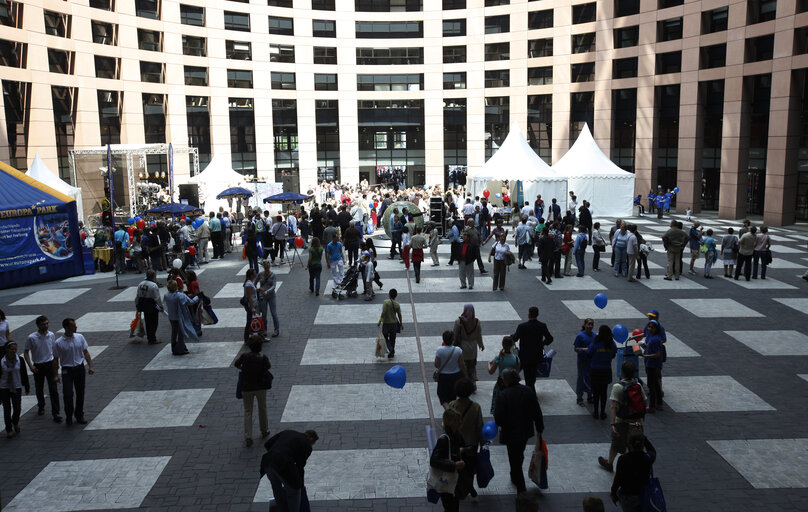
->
[448, 224, 461, 243]
[586, 339, 617, 370]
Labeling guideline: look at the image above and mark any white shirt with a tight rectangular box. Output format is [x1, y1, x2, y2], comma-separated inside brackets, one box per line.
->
[53, 333, 89, 367]
[0, 319, 8, 344]
[462, 203, 476, 216]
[521, 205, 534, 218]
[25, 331, 56, 364]
[0, 355, 23, 390]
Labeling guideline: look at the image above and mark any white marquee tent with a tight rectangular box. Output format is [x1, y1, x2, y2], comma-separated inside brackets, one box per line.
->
[185, 156, 246, 213]
[26, 154, 85, 221]
[551, 124, 636, 218]
[468, 122, 567, 208]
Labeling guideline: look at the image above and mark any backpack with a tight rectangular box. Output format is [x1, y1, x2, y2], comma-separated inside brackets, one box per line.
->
[579, 235, 588, 251]
[617, 380, 646, 420]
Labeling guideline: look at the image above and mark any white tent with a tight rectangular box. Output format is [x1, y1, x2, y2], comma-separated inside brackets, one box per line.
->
[551, 124, 636, 218]
[26, 154, 85, 221]
[468, 122, 567, 210]
[185, 156, 246, 213]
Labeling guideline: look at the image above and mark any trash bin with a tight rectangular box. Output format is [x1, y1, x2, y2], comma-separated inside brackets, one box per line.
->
[615, 343, 639, 380]
[82, 248, 95, 275]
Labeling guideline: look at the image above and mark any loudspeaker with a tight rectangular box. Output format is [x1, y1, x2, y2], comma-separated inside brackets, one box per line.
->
[178, 184, 199, 207]
[429, 196, 445, 236]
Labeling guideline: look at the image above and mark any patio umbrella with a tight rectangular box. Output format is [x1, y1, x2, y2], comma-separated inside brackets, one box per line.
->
[216, 186, 253, 199]
[144, 203, 204, 217]
[263, 192, 312, 204]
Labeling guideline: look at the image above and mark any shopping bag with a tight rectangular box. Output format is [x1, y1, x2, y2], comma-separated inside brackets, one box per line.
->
[536, 349, 556, 378]
[528, 437, 549, 489]
[374, 325, 388, 358]
[200, 305, 215, 325]
[257, 241, 264, 259]
[476, 442, 495, 488]
[642, 466, 666, 512]
[242, 247, 246, 260]
[236, 371, 243, 399]
[249, 314, 265, 335]
[203, 303, 218, 325]
[129, 313, 145, 338]
[427, 434, 459, 497]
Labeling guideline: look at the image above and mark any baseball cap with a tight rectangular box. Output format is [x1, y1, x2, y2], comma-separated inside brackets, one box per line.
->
[647, 309, 659, 318]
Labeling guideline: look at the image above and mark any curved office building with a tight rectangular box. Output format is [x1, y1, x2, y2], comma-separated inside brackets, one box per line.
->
[0, 0, 807, 223]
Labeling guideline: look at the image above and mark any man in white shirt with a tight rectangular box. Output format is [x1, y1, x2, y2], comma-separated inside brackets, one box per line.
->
[53, 318, 95, 425]
[23, 316, 62, 422]
[136, 270, 164, 344]
[461, 199, 476, 221]
[521, 201, 534, 219]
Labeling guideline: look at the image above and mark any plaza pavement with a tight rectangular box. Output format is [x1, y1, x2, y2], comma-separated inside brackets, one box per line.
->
[1, 212, 808, 511]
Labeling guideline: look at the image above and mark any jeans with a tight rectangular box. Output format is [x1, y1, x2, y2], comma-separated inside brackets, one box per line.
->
[33, 361, 60, 416]
[242, 388, 267, 439]
[272, 239, 286, 262]
[458, 261, 475, 288]
[170, 320, 188, 354]
[506, 440, 528, 492]
[492, 259, 506, 289]
[61, 363, 86, 421]
[636, 253, 650, 278]
[553, 252, 562, 277]
[265, 464, 302, 512]
[613, 246, 627, 275]
[309, 264, 322, 293]
[704, 252, 715, 277]
[330, 259, 344, 287]
[247, 252, 259, 271]
[752, 250, 767, 278]
[575, 251, 585, 276]
[346, 243, 359, 266]
[576, 360, 591, 401]
[382, 323, 398, 355]
[260, 293, 280, 334]
[540, 257, 553, 282]
[735, 253, 753, 280]
[518, 244, 531, 264]
[0, 388, 22, 432]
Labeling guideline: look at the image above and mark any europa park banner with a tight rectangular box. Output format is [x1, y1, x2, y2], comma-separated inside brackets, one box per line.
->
[0, 204, 74, 271]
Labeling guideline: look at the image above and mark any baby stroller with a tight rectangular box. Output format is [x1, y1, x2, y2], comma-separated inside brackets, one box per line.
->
[332, 263, 360, 299]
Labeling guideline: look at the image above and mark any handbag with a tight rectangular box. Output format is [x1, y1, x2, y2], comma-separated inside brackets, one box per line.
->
[427, 434, 459, 494]
[504, 250, 516, 266]
[642, 464, 666, 512]
[200, 305, 215, 325]
[236, 371, 243, 399]
[374, 325, 388, 358]
[433, 347, 458, 381]
[763, 249, 772, 265]
[476, 442, 495, 488]
[260, 369, 274, 390]
[249, 314, 265, 335]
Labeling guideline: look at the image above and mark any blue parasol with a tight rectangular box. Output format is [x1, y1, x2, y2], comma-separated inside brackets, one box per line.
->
[144, 203, 204, 217]
[216, 186, 254, 199]
[263, 192, 312, 204]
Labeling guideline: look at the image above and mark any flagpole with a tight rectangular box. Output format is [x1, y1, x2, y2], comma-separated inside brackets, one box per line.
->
[168, 143, 175, 225]
[107, 144, 120, 289]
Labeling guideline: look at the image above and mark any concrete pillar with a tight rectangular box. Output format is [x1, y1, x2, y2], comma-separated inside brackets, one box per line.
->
[718, 76, 749, 220]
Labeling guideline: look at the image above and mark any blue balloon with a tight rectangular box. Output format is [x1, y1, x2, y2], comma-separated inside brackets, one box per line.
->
[127, 217, 135, 225]
[613, 324, 629, 344]
[482, 421, 498, 441]
[673, 187, 680, 194]
[192, 218, 204, 229]
[495, 193, 502, 198]
[384, 365, 406, 389]
[594, 293, 608, 310]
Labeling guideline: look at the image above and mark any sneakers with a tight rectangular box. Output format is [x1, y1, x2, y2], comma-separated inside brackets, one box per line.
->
[688, 269, 696, 275]
[598, 457, 614, 472]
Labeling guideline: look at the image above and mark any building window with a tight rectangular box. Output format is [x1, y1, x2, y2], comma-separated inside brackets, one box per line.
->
[658, 0, 683, 8]
[180, 5, 204, 26]
[527, 94, 552, 161]
[572, 33, 595, 53]
[358, 99, 425, 186]
[186, 96, 211, 169]
[443, 19, 466, 37]
[656, 51, 681, 74]
[443, 72, 467, 90]
[798, 0, 807, 12]
[142, 93, 166, 143]
[356, 0, 422, 11]
[270, 44, 295, 63]
[314, 73, 338, 90]
[570, 91, 594, 143]
[702, 7, 728, 34]
[655, 84, 680, 193]
[612, 57, 638, 78]
[748, 0, 777, 24]
[571, 62, 595, 82]
[89, 0, 114, 11]
[0, 39, 26, 68]
[227, 69, 253, 88]
[485, 42, 509, 61]
[485, 15, 509, 34]
[612, 88, 636, 173]
[224, 11, 250, 32]
[313, 19, 336, 37]
[614, 0, 639, 17]
[746, 34, 774, 62]
[140, 61, 164, 83]
[374, 132, 387, 150]
[658, 17, 683, 41]
[444, 99, 467, 178]
[700, 43, 726, 69]
[357, 21, 423, 38]
[443, 45, 466, 63]
[268, 0, 293, 6]
[94, 55, 119, 79]
[51, 86, 77, 181]
[795, 27, 808, 55]
[485, 70, 509, 88]
[138, 29, 162, 52]
[271, 71, 296, 90]
[97, 89, 122, 145]
[313, 46, 336, 64]
[614, 26, 638, 48]
[358, 74, 422, 91]
[528, 9, 553, 30]
[272, 99, 299, 180]
[442, 0, 465, 9]
[528, 38, 553, 57]
[43, 10, 71, 38]
[528, 66, 552, 85]
[135, 0, 160, 19]
[229, 97, 256, 176]
[313, 0, 336, 10]
[226, 40, 252, 60]
[316, 99, 340, 182]
[268, 15, 294, 35]
[485, 0, 509, 5]
[48, 49, 74, 74]
[184, 66, 207, 86]
[356, 47, 423, 65]
[3, 80, 30, 170]
[572, 3, 596, 24]
[182, 35, 206, 56]
[91, 21, 117, 45]
[0, 1, 23, 29]
[700, 80, 724, 210]
[485, 96, 509, 159]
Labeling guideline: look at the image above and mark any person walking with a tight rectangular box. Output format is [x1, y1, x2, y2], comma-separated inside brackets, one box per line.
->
[428, 222, 441, 267]
[610, 432, 656, 512]
[448, 378, 485, 499]
[574, 226, 588, 277]
[270, 215, 289, 264]
[430, 408, 473, 511]
[453, 304, 484, 382]
[260, 429, 319, 512]
[53, 318, 95, 425]
[626, 225, 639, 282]
[488, 232, 511, 291]
[494, 368, 544, 494]
[410, 226, 427, 283]
[1, 341, 30, 438]
[209, 212, 222, 259]
[135, 270, 164, 345]
[562, 224, 575, 276]
[434, 330, 468, 407]
[0, 309, 10, 347]
[447, 217, 462, 266]
[735, 226, 757, 281]
[378, 289, 403, 358]
[164, 280, 199, 355]
[752, 225, 771, 279]
[196, 217, 210, 264]
[343, 222, 362, 266]
[586, 325, 617, 420]
[487, 336, 520, 414]
[721, 227, 739, 278]
[687, 222, 703, 275]
[242, 268, 259, 344]
[573, 318, 596, 406]
[306, 237, 324, 296]
[640, 320, 664, 413]
[234, 335, 272, 447]
[515, 216, 531, 269]
[23, 316, 61, 422]
[597, 361, 648, 473]
[457, 232, 478, 289]
[257, 261, 280, 338]
[510, 306, 554, 392]
[325, 233, 345, 289]
[634, 229, 651, 280]
[244, 220, 259, 271]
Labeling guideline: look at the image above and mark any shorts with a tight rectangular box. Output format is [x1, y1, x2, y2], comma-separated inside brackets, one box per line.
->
[690, 249, 700, 258]
[610, 421, 643, 454]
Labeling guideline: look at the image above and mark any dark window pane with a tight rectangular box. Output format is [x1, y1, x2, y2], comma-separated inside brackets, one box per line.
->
[48, 49, 72, 74]
[313, 0, 336, 10]
[612, 57, 637, 78]
[748, 0, 777, 24]
[137, 29, 162, 52]
[268, 16, 294, 35]
[528, 38, 553, 57]
[314, 73, 338, 90]
[443, 19, 466, 36]
[442, 0, 465, 9]
[656, 51, 681, 73]
[226, 40, 252, 60]
[140, 61, 163, 83]
[135, 0, 160, 19]
[572, 32, 595, 53]
[528, 66, 552, 85]
[528, 9, 553, 30]
[94, 55, 118, 79]
[224, 11, 250, 32]
[356, 47, 423, 64]
[485, 15, 509, 34]
[571, 62, 595, 82]
[746, 34, 774, 62]
[702, 7, 728, 34]
[227, 69, 253, 88]
[614, 0, 639, 17]
[182, 35, 206, 56]
[313, 19, 336, 37]
[356, 0, 422, 11]
[658, 17, 683, 41]
[313, 46, 337, 64]
[485, 69, 509, 88]
[700, 43, 726, 69]
[91, 21, 117, 45]
[485, 42, 509, 61]
[180, 4, 204, 26]
[614, 26, 638, 48]
[270, 44, 295, 63]
[572, 3, 596, 24]
[443, 45, 466, 63]
[184, 66, 207, 86]
[443, 72, 467, 90]
[43, 10, 70, 37]
[271, 71, 296, 90]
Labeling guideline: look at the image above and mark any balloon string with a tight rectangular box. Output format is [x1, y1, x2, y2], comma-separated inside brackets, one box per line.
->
[405, 260, 437, 432]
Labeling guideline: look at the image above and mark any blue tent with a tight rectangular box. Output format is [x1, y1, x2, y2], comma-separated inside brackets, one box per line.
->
[0, 161, 83, 289]
[263, 192, 311, 204]
[144, 203, 204, 217]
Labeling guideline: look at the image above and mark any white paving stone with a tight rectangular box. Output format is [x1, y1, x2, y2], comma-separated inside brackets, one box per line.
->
[214, 281, 283, 299]
[314, 301, 521, 325]
[708, 439, 808, 489]
[768, 235, 799, 243]
[144, 342, 244, 370]
[435, 379, 590, 417]
[799, 374, 808, 383]
[237, 263, 291, 275]
[86, 388, 215, 429]
[663, 333, 700, 358]
[724, 330, 808, 356]
[669, 298, 764, 318]
[561, 299, 646, 320]
[4, 456, 171, 511]
[75, 309, 254, 331]
[325, 276, 494, 294]
[536, 275, 606, 291]
[773, 298, 808, 315]
[638, 275, 706, 290]
[108, 286, 138, 302]
[4, 315, 39, 331]
[769, 257, 806, 269]
[281, 384, 429, 422]
[253, 443, 613, 501]
[10, 288, 91, 306]
[726, 277, 797, 290]
[661, 376, 774, 412]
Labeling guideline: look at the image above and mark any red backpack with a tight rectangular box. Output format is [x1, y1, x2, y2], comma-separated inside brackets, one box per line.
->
[617, 380, 646, 420]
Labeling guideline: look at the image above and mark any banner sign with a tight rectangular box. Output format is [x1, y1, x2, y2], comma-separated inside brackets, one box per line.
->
[0, 209, 74, 271]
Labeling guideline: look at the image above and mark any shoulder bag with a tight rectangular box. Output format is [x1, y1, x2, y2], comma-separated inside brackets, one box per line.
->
[433, 347, 458, 381]
[427, 434, 459, 494]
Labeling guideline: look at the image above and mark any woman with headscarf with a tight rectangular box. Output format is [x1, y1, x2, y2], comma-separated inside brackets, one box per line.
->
[453, 304, 484, 383]
[164, 279, 199, 355]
